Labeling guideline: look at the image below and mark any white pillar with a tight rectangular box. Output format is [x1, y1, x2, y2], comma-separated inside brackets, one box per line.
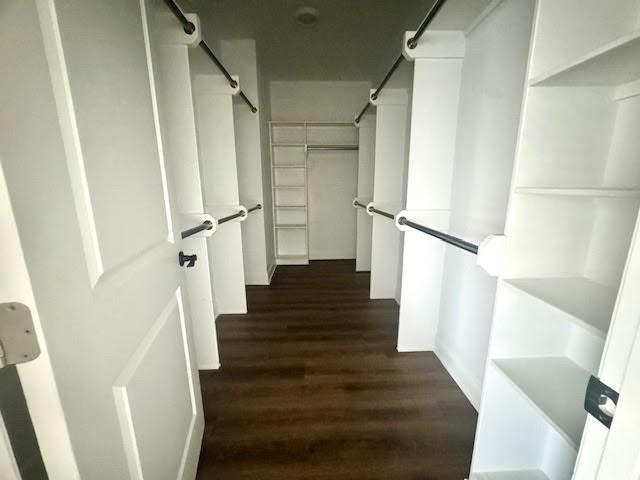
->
[396, 31, 465, 351]
[150, 11, 221, 369]
[191, 69, 248, 314]
[369, 89, 409, 299]
[354, 114, 375, 272]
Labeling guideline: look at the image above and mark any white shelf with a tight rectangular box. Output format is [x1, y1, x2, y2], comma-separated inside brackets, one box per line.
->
[275, 224, 306, 229]
[515, 187, 640, 199]
[273, 185, 305, 189]
[504, 277, 616, 336]
[471, 470, 549, 480]
[272, 165, 306, 169]
[492, 357, 590, 449]
[276, 254, 309, 265]
[530, 30, 640, 87]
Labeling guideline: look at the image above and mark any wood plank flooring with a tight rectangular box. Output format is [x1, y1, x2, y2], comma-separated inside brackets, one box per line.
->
[197, 260, 477, 480]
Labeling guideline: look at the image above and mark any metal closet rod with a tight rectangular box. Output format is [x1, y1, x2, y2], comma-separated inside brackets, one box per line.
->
[307, 145, 359, 151]
[181, 204, 260, 238]
[163, 0, 258, 113]
[181, 220, 214, 239]
[354, 0, 447, 124]
[354, 200, 367, 209]
[368, 206, 395, 220]
[398, 217, 479, 255]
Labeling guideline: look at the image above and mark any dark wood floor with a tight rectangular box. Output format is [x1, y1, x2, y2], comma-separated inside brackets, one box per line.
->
[197, 260, 477, 480]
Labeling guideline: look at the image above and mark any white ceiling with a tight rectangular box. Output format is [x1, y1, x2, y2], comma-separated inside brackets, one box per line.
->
[185, 0, 492, 82]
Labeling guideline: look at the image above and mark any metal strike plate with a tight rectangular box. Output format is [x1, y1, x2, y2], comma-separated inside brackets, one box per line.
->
[0, 302, 40, 368]
[584, 375, 619, 429]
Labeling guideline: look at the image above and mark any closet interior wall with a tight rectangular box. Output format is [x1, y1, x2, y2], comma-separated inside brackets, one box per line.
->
[471, 0, 640, 478]
[437, 0, 535, 407]
[189, 47, 247, 314]
[355, 113, 376, 272]
[368, 62, 413, 302]
[146, 5, 221, 370]
[269, 81, 370, 265]
[219, 39, 272, 285]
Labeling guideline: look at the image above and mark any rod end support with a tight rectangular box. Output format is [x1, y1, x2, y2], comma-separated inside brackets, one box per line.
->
[184, 22, 196, 35]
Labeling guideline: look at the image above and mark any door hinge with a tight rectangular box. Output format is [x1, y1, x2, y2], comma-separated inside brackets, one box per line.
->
[0, 303, 40, 369]
[584, 375, 619, 429]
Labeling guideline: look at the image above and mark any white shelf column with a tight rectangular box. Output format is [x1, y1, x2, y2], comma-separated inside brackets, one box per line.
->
[354, 114, 375, 272]
[369, 89, 410, 300]
[396, 31, 465, 351]
[191, 70, 248, 314]
[149, 10, 220, 369]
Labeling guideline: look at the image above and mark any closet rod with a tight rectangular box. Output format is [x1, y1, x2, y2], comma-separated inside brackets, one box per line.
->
[368, 206, 395, 220]
[307, 145, 359, 151]
[354, 0, 447, 124]
[181, 220, 214, 239]
[163, 0, 258, 113]
[247, 204, 262, 214]
[218, 210, 246, 225]
[354, 201, 367, 209]
[398, 217, 478, 255]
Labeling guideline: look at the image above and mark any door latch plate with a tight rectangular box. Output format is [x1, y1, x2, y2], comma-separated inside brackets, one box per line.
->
[0, 303, 40, 368]
[584, 375, 619, 429]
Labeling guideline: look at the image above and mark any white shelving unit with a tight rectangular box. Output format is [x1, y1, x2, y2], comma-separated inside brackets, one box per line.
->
[269, 121, 359, 265]
[471, 1, 640, 479]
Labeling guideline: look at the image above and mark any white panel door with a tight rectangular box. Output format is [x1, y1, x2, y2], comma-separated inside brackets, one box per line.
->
[308, 151, 358, 260]
[0, 0, 203, 478]
[574, 214, 640, 480]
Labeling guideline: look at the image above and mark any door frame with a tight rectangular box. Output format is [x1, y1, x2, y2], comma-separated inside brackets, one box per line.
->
[0, 159, 79, 479]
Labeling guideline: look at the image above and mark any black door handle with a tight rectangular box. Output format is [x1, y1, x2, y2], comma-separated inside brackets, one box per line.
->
[178, 251, 197, 268]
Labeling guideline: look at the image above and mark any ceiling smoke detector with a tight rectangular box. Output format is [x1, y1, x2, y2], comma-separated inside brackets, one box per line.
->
[294, 7, 319, 25]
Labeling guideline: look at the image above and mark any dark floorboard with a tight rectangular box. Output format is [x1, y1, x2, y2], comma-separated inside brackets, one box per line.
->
[197, 260, 477, 480]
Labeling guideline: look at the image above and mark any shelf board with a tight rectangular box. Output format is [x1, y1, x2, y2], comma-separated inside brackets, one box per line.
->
[492, 357, 590, 449]
[471, 470, 549, 480]
[273, 185, 305, 189]
[272, 165, 306, 169]
[530, 30, 640, 87]
[275, 224, 306, 229]
[504, 277, 616, 336]
[515, 186, 640, 198]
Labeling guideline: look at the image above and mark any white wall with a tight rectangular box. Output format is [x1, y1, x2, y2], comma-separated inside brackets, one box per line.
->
[270, 81, 370, 122]
[220, 39, 271, 285]
[435, 0, 535, 408]
[270, 81, 370, 263]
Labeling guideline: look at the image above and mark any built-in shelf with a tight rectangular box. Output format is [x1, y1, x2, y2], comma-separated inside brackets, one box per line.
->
[515, 186, 640, 198]
[471, 470, 550, 480]
[504, 277, 616, 336]
[492, 357, 590, 449]
[272, 165, 306, 169]
[530, 30, 640, 87]
[273, 185, 305, 189]
[275, 224, 306, 229]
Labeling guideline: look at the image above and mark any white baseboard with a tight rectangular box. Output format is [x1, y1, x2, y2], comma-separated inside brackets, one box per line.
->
[434, 339, 482, 411]
[198, 362, 220, 371]
[396, 345, 434, 353]
[244, 270, 269, 285]
[267, 263, 276, 284]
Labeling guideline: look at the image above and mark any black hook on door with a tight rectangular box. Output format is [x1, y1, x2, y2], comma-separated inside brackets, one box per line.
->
[178, 251, 197, 268]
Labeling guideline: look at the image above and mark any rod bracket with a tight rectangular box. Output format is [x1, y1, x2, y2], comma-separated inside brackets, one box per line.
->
[477, 235, 506, 277]
[403, 30, 466, 61]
